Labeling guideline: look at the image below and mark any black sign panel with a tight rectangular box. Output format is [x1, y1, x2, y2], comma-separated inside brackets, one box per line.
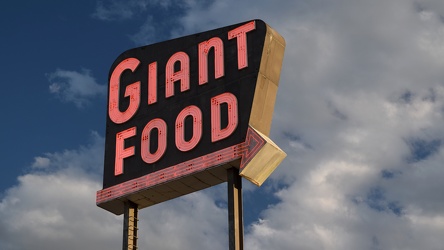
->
[103, 20, 266, 189]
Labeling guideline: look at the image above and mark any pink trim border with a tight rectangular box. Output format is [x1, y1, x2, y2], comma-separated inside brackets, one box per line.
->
[96, 126, 264, 205]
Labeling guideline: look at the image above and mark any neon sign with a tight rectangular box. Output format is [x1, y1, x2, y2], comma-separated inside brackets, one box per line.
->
[97, 20, 286, 215]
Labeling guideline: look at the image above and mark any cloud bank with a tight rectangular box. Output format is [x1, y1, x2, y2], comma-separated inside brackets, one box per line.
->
[0, 132, 231, 250]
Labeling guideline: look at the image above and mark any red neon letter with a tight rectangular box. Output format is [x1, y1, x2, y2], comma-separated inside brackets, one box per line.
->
[175, 105, 202, 151]
[198, 37, 224, 85]
[109, 58, 141, 124]
[115, 127, 136, 176]
[228, 21, 256, 69]
[211, 92, 238, 142]
[141, 118, 167, 164]
[165, 52, 190, 98]
[148, 62, 157, 105]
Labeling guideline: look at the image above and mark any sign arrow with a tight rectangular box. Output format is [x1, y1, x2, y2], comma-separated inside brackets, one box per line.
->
[239, 126, 286, 186]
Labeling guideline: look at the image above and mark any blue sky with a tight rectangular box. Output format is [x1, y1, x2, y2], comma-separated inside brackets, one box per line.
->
[2, 0, 444, 249]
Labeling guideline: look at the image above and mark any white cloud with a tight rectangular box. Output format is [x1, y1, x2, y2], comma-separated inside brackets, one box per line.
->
[31, 156, 51, 169]
[0, 172, 121, 250]
[137, 189, 227, 250]
[0, 133, 120, 250]
[0, 132, 229, 250]
[47, 69, 106, 108]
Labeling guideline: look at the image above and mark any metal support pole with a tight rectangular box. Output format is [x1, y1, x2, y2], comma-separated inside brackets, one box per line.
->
[227, 167, 244, 250]
[123, 201, 138, 250]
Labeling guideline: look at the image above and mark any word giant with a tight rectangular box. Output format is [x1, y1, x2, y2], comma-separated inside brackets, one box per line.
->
[97, 20, 286, 215]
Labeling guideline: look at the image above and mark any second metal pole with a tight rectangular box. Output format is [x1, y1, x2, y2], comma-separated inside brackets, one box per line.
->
[227, 167, 244, 250]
